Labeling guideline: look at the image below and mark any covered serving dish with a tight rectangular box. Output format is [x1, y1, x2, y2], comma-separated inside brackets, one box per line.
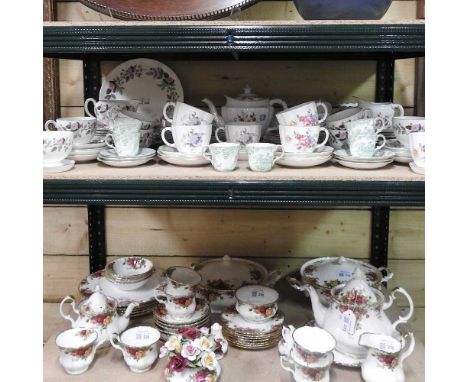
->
[194, 255, 281, 313]
[300, 256, 393, 305]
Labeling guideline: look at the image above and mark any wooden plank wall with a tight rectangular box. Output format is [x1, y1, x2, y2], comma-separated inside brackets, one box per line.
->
[44, 0, 425, 342]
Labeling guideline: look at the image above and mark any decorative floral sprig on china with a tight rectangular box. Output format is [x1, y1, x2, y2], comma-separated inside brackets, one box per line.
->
[160, 324, 228, 376]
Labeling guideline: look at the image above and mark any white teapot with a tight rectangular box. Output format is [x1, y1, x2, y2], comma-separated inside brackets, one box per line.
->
[359, 332, 415, 382]
[59, 285, 138, 347]
[202, 86, 287, 133]
[289, 268, 414, 361]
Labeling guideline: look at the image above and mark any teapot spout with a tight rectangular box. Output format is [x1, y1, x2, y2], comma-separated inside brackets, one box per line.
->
[202, 98, 224, 126]
[287, 277, 327, 327]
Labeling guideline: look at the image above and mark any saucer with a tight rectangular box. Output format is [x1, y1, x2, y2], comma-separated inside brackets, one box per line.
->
[409, 161, 425, 175]
[43, 159, 75, 173]
[335, 158, 393, 170]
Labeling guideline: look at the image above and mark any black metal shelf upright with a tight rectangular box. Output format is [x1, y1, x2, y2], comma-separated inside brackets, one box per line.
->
[43, 21, 425, 272]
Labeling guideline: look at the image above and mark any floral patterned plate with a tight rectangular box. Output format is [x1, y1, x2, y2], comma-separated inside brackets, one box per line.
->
[100, 58, 183, 122]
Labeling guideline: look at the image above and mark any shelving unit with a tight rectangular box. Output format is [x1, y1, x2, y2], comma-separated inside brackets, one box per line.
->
[43, 19, 425, 272]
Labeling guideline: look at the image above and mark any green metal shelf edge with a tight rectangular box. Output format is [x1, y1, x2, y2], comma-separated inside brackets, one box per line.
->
[43, 23, 425, 55]
[43, 179, 425, 206]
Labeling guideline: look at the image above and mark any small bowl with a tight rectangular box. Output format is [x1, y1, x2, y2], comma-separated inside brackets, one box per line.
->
[43, 131, 74, 165]
[235, 285, 279, 322]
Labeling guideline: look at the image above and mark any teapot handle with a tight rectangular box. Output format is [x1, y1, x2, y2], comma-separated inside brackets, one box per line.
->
[378, 266, 394, 283]
[270, 99, 288, 111]
[383, 287, 414, 330]
[59, 296, 78, 326]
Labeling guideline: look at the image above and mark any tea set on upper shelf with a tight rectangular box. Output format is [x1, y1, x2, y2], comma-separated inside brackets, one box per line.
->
[42, 58, 425, 175]
[55, 253, 416, 382]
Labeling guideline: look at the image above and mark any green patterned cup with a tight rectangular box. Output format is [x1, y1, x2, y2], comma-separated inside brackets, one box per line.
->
[246, 143, 284, 172]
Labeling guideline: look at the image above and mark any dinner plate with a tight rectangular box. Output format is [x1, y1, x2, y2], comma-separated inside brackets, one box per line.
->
[100, 58, 183, 122]
[335, 158, 393, 170]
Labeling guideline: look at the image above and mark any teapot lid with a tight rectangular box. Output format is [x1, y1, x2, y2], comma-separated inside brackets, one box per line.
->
[331, 268, 382, 306]
[85, 285, 110, 315]
[232, 86, 265, 102]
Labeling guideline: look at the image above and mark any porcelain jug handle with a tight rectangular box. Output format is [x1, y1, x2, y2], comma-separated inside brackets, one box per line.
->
[59, 296, 78, 326]
[270, 99, 288, 111]
[161, 127, 176, 148]
[110, 333, 124, 354]
[316, 102, 329, 124]
[273, 145, 285, 164]
[316, 127, 330, 149]
[393, 103, 405, 117]
[383, 287, 414, 330]
[44, 120, 59, 131]
[163, 102, 176, 123]
[214, 127, 226, 143]
[84, 98, 97, 118]
[375, 134, 386, 151]
[399, 332, 415, 366]
[279, 355, 295, 375]
[378, 267, 394, 283]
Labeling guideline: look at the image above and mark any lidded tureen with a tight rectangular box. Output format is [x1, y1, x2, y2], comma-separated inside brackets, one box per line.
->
[289, 268, 414, 362]
[60, 285, 138, 347]
[202, 86, 288, 132]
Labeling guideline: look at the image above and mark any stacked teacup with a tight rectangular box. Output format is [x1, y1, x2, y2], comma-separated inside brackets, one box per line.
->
[158, 101, 215, 166]
[333, 117, 396, 170]
[153, 266, 210, 339]
[279, 326, 336, 382]
[273, 101, 333, 168]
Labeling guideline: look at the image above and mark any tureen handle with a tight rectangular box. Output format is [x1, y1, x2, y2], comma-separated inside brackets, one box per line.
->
[279, 355, 295, 375]
[377, 266, 394, 283]
[270, 99, 288, 111]
[383, 287, 414, 330]
[59, 296, 78, 326]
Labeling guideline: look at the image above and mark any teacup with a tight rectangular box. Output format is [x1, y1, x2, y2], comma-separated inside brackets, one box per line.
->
[85, 98, 141, 126]
[393, 116, 425, 148]
[56, 328, 103, 375]
[105, 118, 142, 157]
[277, 125, 329, 153]
[276, 101, 328, 126]
[154, 289, 197, 320]
[163, 101, 215, 125]
[164, 266, 202, 297]
[203, 143, 240, 172]
[235, 285, 279, 323]
[409, 132, 425, 168]
[45, 117, 97, 145]
[325, 107, 370, 130]
[246, 143, 284, 172]
[281, 326, 336, 366]
[215, 123, 262, 145]
[110, 326, 160, 373]
[43, 131, 74, 165]
[161, 124, 212, 154]
[280, 352, 333, 382]
[347, 132, 386, 158]
[344, 117, 385, 139]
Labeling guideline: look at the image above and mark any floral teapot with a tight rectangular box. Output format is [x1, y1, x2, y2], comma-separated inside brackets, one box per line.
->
[202, 86, 288, 133]
[59, 285, 138, 347]
[289, 268, 414, 361]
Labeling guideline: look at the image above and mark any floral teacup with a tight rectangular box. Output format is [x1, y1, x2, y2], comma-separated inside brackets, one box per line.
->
[163, 101, 215, 126]
[56, 328, 103, 375]
[110, 326, 160, 373]
[45, 117, 97, 145]
[277, 125, 329, 153]
[409, 132, 425, 168]
[235, 285, 279, 323]
[154, 289, 197, 320]
[105, 118, 142, 157]
[246, 143, 284, 172]
[393, 116, 425, 148]
[276, 101, 328, 126]
[161, 124, 212, 154]
[203, 143, 240, 172]
[43, 131, 74, 165]
[215, 123, 262, 145]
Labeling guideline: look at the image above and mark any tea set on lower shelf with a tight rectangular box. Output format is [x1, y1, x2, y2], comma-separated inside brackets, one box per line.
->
[55, 254, 416, 382]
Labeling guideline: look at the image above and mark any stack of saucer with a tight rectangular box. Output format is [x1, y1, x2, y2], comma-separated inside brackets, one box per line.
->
[67, 140, 106, 163]
[97, 148, 156, 167]
[276, 146, 334, 168]
[333, 149, 395, 170]
[386, 140, 412, 164]
[221, 307, 284, 350]
[157, 145, 210, 166]
[153, 298, 211, 340]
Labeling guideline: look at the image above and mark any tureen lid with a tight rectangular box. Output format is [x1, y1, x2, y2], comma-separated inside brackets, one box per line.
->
[194, 255, 268, 291]
[86, 285, 110, 314]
